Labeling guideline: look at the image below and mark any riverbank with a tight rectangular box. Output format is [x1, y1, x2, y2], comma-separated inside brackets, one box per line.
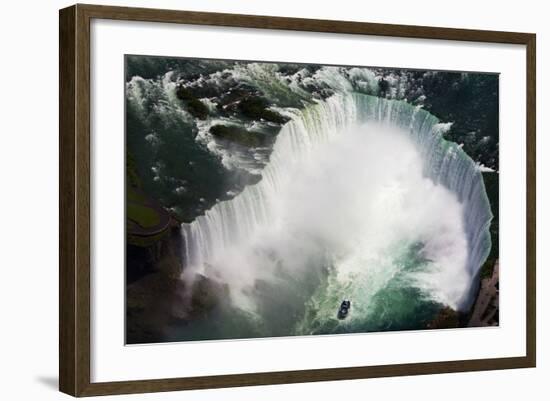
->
[468, 260, 499, 327]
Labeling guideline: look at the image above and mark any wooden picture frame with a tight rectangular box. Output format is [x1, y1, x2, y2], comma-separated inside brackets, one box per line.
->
[59, 3, 536, 397]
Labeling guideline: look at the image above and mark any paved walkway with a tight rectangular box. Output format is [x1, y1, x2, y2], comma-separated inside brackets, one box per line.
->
[127, 189, 173, 238]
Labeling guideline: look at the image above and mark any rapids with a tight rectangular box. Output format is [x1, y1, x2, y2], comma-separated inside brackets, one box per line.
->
[180, 93, 492, 335]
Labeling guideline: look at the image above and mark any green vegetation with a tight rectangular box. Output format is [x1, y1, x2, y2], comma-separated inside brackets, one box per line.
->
[238, 97, 288, 124]
[126, 150, 170, 246]
[210, 124, 270, 147]
[126, 151, 142, 188]
[127, 186, 146, 204]
[126, 152, 172, 245]
[127, 203, 161, 228]
[176, 85, 209, 120]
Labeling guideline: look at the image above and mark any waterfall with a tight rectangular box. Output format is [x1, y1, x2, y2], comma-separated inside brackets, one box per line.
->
[181, 93, 492, 316]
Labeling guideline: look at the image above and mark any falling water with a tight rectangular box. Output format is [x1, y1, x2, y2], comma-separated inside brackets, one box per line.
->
[180, 93, 492, 335]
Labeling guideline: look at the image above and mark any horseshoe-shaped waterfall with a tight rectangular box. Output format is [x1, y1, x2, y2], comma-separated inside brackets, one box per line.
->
[180, 93, 493, 336]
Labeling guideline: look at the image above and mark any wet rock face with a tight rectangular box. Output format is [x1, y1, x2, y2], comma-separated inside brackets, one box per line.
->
[126, 226, 182, 283]
[175, 85, 209, 120]
[237, 96, 289, 124]
[126, 226, 233, 344]
[217, 87, 258, 111]
[209, 124, 273, 148]
[426, 306, 461, 329]
[185, 274, 230, 320]
[126, 228, 183, 344]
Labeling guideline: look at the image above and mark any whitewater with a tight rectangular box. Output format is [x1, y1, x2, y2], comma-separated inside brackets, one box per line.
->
[177, 90, 492, 336]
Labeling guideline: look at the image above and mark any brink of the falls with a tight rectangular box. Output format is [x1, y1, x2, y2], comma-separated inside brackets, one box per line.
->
[180, 93, 493, 335]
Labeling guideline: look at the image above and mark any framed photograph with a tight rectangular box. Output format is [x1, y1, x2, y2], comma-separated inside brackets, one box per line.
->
[59, 4, 536, 397]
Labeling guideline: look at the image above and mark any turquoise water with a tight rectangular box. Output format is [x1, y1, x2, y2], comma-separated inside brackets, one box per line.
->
[126, 60, 495, 342]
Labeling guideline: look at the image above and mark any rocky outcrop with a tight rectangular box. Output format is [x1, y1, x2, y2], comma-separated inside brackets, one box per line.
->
[468, 260, 499, 327]
[237, 96, 289, 124]
[175, 85, 209, 120]
[210, 124, 272, 148]
[426, 306, 460, 329]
